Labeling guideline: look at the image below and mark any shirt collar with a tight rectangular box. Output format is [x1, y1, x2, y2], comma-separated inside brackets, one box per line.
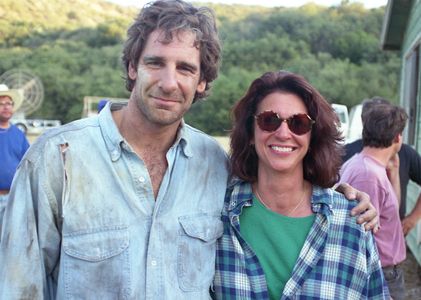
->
[98, 102, 193, 161]
[311, 186, 334, 215]
[175, 120, 193, 158]
[226, 178, 253, 212]
[98, 102, 124, 161]
[226, 178, 334, 216]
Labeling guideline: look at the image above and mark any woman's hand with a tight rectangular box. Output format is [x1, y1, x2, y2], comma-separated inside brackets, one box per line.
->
[335, 182, 379, 233]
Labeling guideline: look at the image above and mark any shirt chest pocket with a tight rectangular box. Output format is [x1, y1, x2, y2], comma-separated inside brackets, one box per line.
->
[177, 214, 223, 292]
[62, 226, 130, 299]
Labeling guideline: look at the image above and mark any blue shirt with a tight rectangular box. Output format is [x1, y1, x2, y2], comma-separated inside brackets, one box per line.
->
[0, 124, 29, 190]
[213, 179, 390, 299]
[0, 104, 229, 299]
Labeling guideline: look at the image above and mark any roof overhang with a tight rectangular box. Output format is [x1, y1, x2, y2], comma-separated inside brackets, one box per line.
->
[380, 0, 414, 51]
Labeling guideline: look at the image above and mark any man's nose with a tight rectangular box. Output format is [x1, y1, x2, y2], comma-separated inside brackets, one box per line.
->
[159, 68, 178, 93]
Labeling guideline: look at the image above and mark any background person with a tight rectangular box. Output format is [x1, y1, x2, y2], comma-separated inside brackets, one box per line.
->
[213, 71, 388, 299]
[97, 99, 108, 113]
[0, 84, 29, 232]
[343, 97, 421, 235]
[340, 101, 408, 300]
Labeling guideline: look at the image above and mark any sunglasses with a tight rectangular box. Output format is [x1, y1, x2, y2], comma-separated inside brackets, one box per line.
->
[254, 110, 315, 135]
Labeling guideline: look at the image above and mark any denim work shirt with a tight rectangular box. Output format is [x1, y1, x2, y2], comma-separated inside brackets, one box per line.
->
[0, 103, 229, 299]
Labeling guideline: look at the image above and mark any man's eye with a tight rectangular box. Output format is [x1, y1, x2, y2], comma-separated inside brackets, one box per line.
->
[179, 66, 195, 74]
[143, 59, 162, 68]
[147, 61, 161, 67]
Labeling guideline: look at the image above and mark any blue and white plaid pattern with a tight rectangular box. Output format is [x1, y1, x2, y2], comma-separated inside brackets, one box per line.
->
[213, 179, 390, 299]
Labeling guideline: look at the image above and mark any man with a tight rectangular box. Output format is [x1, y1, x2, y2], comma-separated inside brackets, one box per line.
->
[343, 97, 421, 235]
[0, 84, 29, 230]
[0, 1, 376, 299]
[340, 101, 408, 300]
[1, 2, 227, 298]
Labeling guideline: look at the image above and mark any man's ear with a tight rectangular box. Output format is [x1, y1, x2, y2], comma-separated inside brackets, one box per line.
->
[196, 80, 206, 94]
[394, 133, 402, 144]
[128, 62, 138, 80]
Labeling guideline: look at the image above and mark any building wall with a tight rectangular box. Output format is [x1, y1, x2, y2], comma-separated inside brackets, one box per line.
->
[402, 0, 421, 48]
[400, 0, 421, 265]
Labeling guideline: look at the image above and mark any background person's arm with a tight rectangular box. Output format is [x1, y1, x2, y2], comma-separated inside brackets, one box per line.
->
[401, 146, 421, 235]
[402, 193, 421, 235]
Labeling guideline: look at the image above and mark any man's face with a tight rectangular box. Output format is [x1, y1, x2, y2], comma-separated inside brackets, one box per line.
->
[128, 29, 206, 128]
[0, 95, 14, 123]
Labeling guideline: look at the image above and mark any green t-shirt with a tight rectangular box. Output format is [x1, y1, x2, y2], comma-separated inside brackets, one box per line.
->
[239, 195, 315, 300]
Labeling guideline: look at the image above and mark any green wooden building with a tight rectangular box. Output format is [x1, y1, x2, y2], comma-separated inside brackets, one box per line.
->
[381, 0, 421, 265]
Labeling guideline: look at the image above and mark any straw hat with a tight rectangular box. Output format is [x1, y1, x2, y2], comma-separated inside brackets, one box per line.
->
[0, 84, 24, 111]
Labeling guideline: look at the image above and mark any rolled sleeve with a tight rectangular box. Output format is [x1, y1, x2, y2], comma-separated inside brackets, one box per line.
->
[0, 145, 62, 299]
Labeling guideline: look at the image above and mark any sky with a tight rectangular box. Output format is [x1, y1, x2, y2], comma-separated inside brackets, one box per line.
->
[106, 0, 388, 8]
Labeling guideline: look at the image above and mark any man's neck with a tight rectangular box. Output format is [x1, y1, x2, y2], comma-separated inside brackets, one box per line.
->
[113, 102, 180, 155]
[361, 146, 395, 167]
[112, 102, 181, 199]
[0, 120, 10, 129]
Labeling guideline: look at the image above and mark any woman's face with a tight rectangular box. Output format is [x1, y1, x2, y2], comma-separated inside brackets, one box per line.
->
[252, 91, 312, 177]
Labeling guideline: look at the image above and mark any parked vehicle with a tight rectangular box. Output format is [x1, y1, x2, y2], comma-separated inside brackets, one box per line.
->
[332, 103, 349, 142]
[11, 117, 61, 135]
[347, 104, 363, 143]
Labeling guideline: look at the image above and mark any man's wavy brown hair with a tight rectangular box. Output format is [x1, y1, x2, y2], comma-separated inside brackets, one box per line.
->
[122, 0, 221, 102]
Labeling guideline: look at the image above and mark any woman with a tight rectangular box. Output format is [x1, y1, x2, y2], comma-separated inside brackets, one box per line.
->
[213, 71, 389, 299]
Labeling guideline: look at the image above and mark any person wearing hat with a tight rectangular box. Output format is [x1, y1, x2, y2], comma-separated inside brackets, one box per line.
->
[0, 83, 29, 227]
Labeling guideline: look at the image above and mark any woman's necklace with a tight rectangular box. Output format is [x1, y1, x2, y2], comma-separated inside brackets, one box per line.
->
[254, 184, 307, 217]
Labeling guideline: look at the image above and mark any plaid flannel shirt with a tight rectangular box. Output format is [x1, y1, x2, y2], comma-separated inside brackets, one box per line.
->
[213, 179, 390, 299]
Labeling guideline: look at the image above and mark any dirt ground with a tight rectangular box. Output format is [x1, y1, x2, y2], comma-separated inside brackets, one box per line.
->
[402, 249, 421, 300]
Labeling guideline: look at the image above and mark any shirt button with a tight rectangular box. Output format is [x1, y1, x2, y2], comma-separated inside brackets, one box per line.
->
[151, 260, 157, 266]
[139, 176, 146, 183]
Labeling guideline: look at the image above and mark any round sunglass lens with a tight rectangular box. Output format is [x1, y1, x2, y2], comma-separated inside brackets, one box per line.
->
[258, 112, 280, 131]
[289, 114, 312, 135]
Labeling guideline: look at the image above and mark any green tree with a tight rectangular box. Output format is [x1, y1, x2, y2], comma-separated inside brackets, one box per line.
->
[0, 0, 398, 135]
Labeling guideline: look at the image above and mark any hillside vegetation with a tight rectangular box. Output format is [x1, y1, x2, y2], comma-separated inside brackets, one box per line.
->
[0, 0, 399, 135]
